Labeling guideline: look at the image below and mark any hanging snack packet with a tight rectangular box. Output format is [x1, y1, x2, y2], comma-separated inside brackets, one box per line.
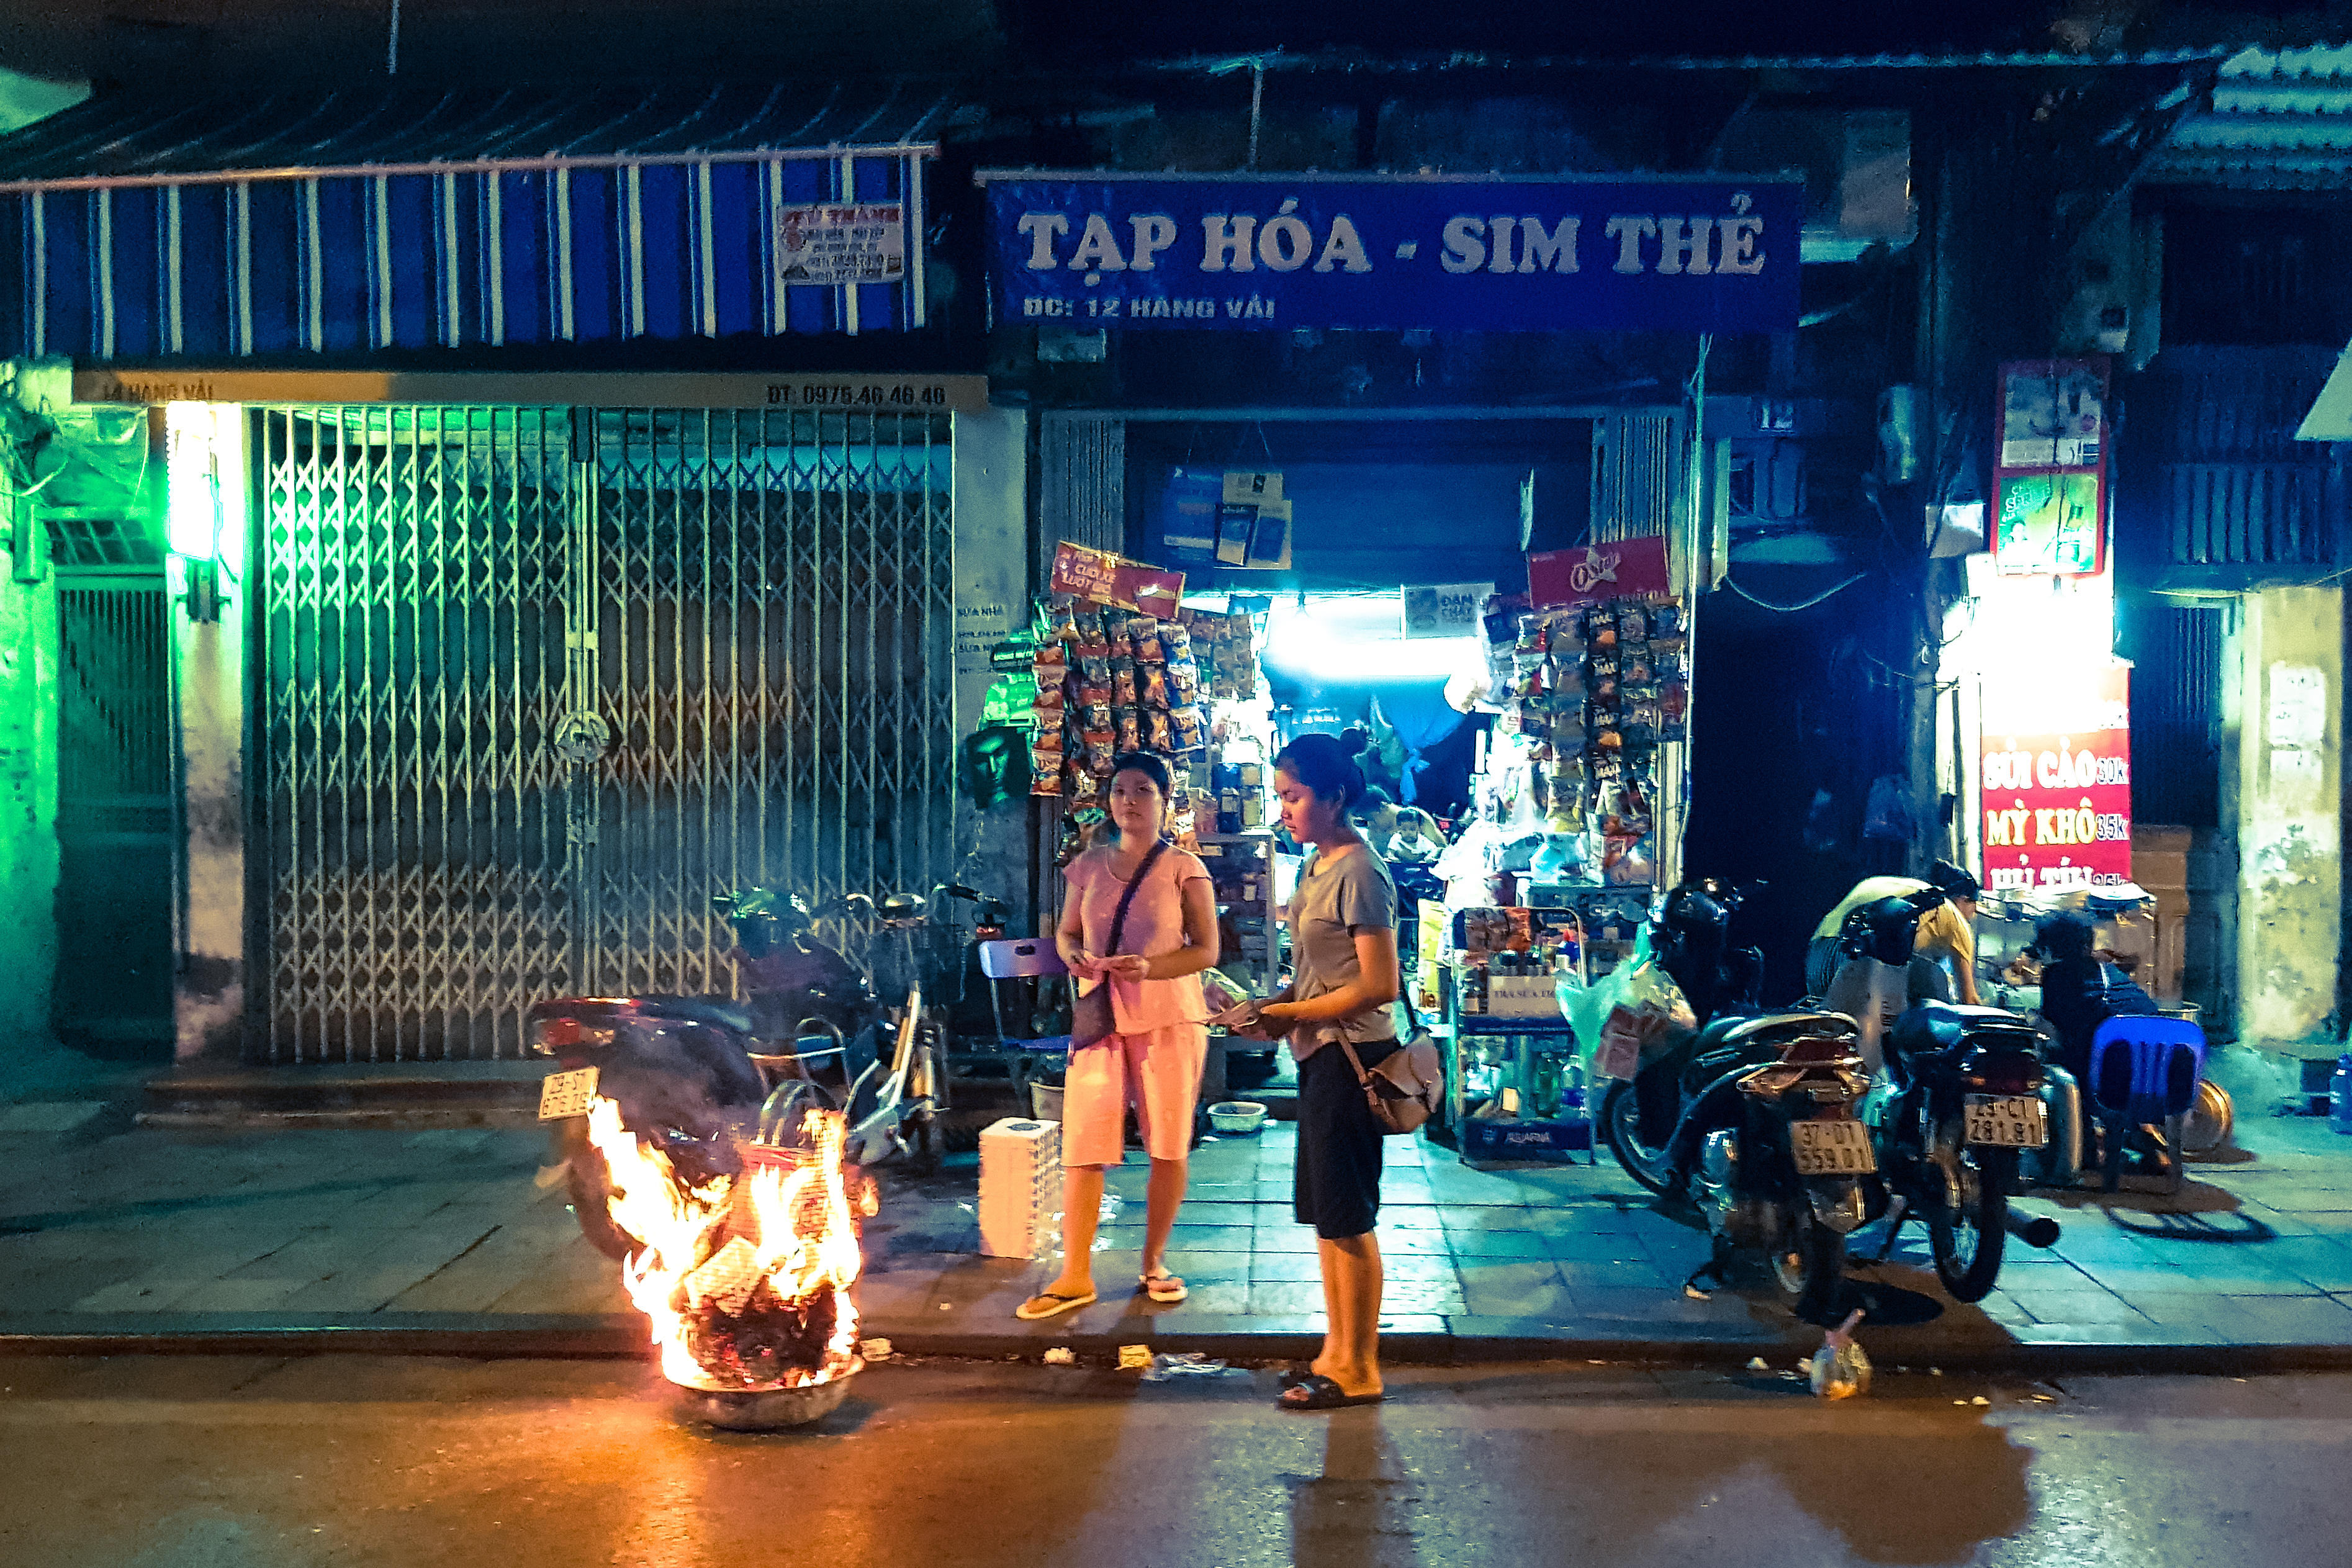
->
[1111, 661, 1138, 707]
[1169, 706, 1206, 752]
[1584, 606, 1618, 649]
[1134, 622, 1166, 662]
[1143, 665, 1171, 708]
[1168, 660, 1200, 706]
[1067, 765, 1100, 804]
[1160, 622, 1192, 660]
[1115, 710, 1142, 752]
[1147, 711, 1174, 751]
[1619, 603, 1651, 641]
[1032, 683, 1067, 722]
[1083, 728, 1116, 775]
[1048, 600, 1081, 644]
[1079, 652, 1111, 685]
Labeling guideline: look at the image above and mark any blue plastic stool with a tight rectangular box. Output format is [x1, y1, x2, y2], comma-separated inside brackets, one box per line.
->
[2087, 1015, 2206, 1193]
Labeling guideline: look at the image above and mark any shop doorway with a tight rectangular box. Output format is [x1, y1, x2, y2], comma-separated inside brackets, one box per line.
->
[52, 570, 174, 1058]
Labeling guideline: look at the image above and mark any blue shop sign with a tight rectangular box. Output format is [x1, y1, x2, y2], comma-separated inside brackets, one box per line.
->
[981, 173, 1802, 333]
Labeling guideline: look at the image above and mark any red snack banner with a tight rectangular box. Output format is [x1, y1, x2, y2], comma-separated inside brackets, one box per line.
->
[1979, 660, 2132, 893]
[1050, 541, 1184, 616]
[1527, 534, 1672, 610]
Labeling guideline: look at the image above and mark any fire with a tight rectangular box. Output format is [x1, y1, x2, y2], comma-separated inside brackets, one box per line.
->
[583, 1096, 865, 1392]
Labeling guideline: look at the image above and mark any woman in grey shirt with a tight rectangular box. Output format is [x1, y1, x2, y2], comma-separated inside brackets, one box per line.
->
[1217, 729, 1399, 1410]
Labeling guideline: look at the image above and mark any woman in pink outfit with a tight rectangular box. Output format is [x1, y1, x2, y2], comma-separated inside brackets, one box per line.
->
[1017, 751, 1219, 1320]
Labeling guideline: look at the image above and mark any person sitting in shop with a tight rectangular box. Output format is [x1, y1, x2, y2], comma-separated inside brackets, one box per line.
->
[1354, 787, 1451, 864]
[1803, 860, 1984, 1006]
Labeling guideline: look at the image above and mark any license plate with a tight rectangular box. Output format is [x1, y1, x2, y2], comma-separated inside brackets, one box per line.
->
[1965, 1094, 2048, 1148]
[538, 1066, 600, 1120]
[1790, 1118, 1876, 1176]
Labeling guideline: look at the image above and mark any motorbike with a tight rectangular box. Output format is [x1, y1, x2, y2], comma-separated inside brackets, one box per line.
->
[532, 883, 988, 1258]
[1675, 1010, 1877, 1324]
[1826, 889, 2062, 1302]
[1597, 877, 1765, 1186]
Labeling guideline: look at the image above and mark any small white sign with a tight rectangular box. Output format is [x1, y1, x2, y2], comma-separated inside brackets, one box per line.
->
[776, 202, 906, 288]
[2269, 664, 2329, 749]
[538, 1066, 601, 1120]
[1402, 582, 1493, 639]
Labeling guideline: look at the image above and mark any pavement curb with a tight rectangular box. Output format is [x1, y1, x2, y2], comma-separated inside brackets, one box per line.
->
[9, 1313, 2352, 1377]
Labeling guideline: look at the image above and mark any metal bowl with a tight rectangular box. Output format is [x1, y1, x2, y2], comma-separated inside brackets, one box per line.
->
[674, 1359, 862, 1431]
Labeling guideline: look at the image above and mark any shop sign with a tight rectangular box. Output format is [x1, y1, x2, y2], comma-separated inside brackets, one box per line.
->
[1993, 358, 2109, 578]
[1048, 541, 1184, 616]
[1526, 536, 1671, 609]
[775, 202, 906, 288]
[981, 173, 1802, 333]
[1979, 660, 2132, 892]
[1402, 582, 1493, 639]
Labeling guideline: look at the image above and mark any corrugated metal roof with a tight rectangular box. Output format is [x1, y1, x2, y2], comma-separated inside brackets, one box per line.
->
[2148, 45, 2352, 188]
[0, 81, 959, 191]
[1180, 44, 2232, 75]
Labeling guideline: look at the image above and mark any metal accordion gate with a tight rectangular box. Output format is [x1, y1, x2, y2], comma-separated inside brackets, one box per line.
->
[254, 404, 955, 1063]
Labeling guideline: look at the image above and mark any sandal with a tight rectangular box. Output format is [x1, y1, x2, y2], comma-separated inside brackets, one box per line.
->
[1140, 1268, 1188, 1304]
[1014, 1288, 1097, 1322]
[1277, 1374, 1385, 1411]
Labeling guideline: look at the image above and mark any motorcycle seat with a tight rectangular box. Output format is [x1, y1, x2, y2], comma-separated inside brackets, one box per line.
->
[1711, 1010, 1858, 1049]
[638, 996, 758, 1035]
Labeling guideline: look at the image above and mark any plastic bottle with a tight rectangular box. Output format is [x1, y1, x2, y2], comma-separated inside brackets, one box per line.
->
[2333, 1053, 2352, 1135]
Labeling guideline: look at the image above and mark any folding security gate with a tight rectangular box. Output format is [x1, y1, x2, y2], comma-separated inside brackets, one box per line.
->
[255, 405, 954, 1062]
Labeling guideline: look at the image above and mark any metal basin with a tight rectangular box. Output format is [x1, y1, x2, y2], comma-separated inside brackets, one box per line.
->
[674, 1359, 862, 1430]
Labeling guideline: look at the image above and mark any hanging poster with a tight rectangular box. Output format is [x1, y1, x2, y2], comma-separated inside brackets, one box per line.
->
[1993, 358, 2109, 579]
[1402, 582, 1494, 638]
[983, 174, 1803, 333]
[1978, 660, 2132, 892]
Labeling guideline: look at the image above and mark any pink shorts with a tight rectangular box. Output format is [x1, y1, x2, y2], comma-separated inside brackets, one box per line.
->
[1060, 1025, 1207, 1167]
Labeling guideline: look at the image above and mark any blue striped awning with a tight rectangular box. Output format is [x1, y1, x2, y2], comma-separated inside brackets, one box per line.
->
[0, 83, 955, 361]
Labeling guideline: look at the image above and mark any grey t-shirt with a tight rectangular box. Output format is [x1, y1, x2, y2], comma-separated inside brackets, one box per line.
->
[1286, 844, 1398, 1061]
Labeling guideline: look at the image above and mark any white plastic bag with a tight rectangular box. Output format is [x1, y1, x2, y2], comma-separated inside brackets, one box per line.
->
[1809, 1310, 1872, 1400]
[1558, 927, 1696, 1080]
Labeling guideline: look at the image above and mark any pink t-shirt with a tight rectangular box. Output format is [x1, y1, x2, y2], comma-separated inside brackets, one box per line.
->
[1063, 843, 1212, 1034]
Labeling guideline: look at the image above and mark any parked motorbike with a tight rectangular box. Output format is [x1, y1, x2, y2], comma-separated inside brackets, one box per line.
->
[1868, 1001, 2061, 1301]
[1675, 1010, 1877, 1323]
[532, 883, 987, 1258]
[1823, 890, 2062, 1300]
[1597, 877, 1765, 1186]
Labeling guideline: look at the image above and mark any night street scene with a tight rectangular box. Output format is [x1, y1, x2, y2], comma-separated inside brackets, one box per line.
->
[13, 0, 2352, 1563]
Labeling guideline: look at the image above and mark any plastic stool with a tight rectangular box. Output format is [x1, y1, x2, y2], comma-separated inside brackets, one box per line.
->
[2087, 1015, 2206, 1194]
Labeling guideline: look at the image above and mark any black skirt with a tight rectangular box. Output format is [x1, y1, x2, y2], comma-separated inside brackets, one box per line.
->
[1293, 1037, 1398, 1241]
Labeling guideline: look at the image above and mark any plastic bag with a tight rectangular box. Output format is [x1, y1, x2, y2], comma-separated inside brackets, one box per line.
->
[1557, 926, 1697, 1079]
[1809, 1310, 1872, 1399]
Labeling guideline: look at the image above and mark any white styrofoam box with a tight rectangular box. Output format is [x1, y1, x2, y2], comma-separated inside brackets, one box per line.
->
[980, 1118, 1064, 1259]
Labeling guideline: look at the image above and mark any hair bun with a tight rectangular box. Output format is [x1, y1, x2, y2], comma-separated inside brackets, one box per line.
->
[1340, 728, 1370, 759]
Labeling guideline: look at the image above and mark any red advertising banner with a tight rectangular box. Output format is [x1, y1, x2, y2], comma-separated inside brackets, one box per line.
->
[1979, 660, 2132, 893]
[1527, 534, 1672, 610]
[1048, 541, 1184, 617]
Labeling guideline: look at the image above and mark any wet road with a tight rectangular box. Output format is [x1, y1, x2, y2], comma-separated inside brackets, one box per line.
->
[0, 1353, 2344, 1567]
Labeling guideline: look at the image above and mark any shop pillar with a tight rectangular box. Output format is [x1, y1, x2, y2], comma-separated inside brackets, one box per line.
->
[169, 405, 248, 1064]
[2229, 585, 2341, 1057]
[0, 498, 59, 1075]
[950, 406, 1032, 923]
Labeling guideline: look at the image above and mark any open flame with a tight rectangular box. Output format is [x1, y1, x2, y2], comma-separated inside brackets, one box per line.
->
[583, 1096, 864, 1392]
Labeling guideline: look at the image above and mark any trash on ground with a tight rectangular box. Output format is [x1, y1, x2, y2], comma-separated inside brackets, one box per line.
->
[1683, 1284, 1711, 1300]
[1100, 1194, 1125, 1220]
[1971, 1395, 1991, 1407]
[860, 1338, 893, 1362]
[1043, 1347, 1076, 1366]
[1809, 1309, 1872, 1400]
[1140, 1353, 1230, 1382]
[1746, 1357, 1770, 1371]
[1117, 1343, 1152, 1371]
[1929, 1367, 1944, 1377]
[940, 1303, 953, 1310]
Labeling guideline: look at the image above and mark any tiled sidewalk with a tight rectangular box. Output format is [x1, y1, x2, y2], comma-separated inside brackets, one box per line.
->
[9, 1088, 2352, 1361]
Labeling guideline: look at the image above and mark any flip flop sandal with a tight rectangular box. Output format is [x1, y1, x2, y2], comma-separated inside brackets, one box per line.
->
[1140, 1269, 1188, 1304]
[1277, 1374, 1385, 1411]
[1014, 1289, 1097, 1321]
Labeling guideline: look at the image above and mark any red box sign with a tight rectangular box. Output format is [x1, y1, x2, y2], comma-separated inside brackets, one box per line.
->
[1979, 661, 2132, 892]
[1526, 534, 1672, 610]
[1048, 541, 1184, 617]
